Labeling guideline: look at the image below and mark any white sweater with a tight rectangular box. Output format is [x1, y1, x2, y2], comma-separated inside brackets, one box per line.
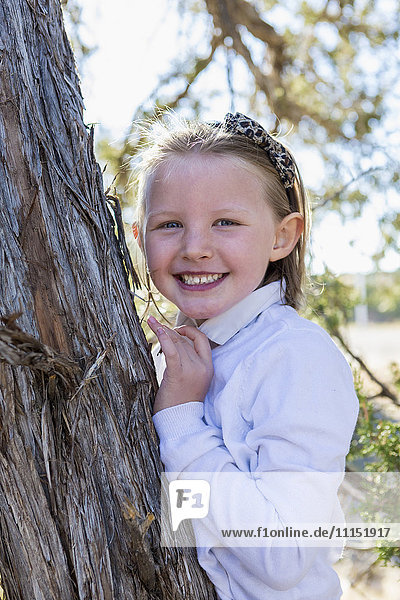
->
[152, 281, 359, 600]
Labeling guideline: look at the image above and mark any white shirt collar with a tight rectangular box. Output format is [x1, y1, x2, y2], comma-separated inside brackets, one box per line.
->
[175, 280, 286, 345]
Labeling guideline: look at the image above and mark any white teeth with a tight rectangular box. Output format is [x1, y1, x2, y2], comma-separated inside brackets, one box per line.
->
[180, 273, 225, 285]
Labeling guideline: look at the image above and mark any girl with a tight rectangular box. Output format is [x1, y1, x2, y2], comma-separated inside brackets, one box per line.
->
[133, 112, 359, 599]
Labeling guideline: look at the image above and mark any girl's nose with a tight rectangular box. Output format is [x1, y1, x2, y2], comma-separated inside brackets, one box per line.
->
[181, 228, 213, 260]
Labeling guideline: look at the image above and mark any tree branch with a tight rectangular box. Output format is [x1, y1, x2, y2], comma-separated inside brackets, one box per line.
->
[332, 326, 399, 405]
[313, 167, 385, 212]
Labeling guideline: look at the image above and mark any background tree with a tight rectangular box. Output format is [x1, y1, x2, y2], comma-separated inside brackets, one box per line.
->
[0, 0, 216, 598]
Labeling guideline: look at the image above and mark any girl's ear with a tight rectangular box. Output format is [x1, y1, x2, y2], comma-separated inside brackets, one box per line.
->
[270, 212, 304, 262]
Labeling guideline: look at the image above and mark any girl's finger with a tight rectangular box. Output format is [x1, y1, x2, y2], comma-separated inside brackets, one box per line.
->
[148, 317, 208, 366]
[150, 318, 194, 364]
[173, 325, 212, 362]
[147, 315, 162, 328]
[148, 316, 194, 349]
[148, 315, 174, 334]
[154, 326, 183, 368]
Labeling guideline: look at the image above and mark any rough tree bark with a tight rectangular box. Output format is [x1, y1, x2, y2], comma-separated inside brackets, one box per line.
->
[0, 1, 216, 598]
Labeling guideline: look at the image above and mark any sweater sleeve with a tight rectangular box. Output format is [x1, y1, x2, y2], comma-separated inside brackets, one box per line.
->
[153, 328, 359, 591]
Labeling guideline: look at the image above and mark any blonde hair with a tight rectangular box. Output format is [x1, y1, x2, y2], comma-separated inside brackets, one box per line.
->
[134, 118, 310, 311]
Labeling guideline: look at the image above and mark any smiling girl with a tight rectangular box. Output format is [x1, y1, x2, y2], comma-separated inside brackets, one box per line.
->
[133, 113, 359, 599]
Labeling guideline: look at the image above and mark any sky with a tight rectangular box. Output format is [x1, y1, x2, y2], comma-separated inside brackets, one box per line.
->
[71, 0, 400, 276]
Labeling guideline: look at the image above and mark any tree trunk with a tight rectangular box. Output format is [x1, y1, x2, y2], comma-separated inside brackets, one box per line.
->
[0, 1, 216, 598]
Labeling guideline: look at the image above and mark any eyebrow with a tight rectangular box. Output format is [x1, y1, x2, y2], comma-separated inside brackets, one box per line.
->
[147, 207, 251, 218]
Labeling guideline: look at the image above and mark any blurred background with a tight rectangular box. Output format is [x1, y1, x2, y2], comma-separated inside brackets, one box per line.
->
[61, 1, 399, 597]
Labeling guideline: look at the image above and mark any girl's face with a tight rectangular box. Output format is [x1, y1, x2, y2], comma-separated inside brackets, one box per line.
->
[143, 155, 282, 322]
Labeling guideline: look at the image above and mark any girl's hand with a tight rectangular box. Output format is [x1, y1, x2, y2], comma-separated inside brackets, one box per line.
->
[147, 316, 214, 415]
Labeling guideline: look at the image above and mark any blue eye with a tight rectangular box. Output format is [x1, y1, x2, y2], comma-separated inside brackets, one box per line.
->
[159, 222, 181, 229]
[215, 219, 237, 226]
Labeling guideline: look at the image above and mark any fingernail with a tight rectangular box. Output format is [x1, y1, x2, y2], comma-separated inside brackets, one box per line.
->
[148, 316, 156, 324]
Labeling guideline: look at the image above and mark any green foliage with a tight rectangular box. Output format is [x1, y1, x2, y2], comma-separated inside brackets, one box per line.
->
[349, 397, 400, 472]
[366, 272, 400, 321]
[348, 379, 400, 567]
[303, 270, 360, 330]
[373, 544, 400, 567]
[304, 270, 400, 325]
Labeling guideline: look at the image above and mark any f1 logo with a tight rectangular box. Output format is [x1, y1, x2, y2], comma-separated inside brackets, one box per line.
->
[169, 480, 210, 531]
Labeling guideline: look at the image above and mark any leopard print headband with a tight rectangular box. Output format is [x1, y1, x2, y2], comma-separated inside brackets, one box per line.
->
[216, 112, 296, 190]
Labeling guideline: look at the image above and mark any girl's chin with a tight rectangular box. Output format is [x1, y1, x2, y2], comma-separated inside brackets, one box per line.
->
[180, 311, 211, 322]
[176, 303, 212, 322]
[176, 298, 233, 322]
[179, 307, 220, 323]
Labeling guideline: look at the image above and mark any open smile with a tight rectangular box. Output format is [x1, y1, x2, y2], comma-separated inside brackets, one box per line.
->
[174, 272, 229, 291]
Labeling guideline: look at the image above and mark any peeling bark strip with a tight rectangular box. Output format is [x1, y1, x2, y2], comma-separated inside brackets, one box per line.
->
[0, 1, 216, 599]
[0, 313, 80, 381]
